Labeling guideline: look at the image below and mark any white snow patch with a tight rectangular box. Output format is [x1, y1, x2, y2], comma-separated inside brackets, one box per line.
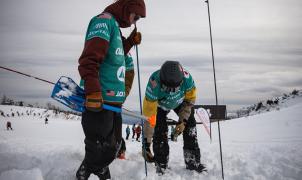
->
[0, 168, 44, 180]
[1, 96, 302, 180]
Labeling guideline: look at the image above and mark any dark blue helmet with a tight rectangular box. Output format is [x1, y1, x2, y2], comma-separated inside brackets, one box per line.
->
[160, 61, 184, 91]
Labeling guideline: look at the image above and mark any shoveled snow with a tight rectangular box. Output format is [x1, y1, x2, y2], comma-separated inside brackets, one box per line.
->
[0, 97, 302, 180]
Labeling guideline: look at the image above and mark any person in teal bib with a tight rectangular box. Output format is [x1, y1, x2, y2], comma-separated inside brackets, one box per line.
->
[77, 0, 146, 179]
[142, 61, 207, 175]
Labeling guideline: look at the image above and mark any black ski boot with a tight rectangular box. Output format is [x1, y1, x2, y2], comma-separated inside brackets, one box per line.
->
[95, 166, 111, 180]
[76, 162, 91, 180]
[155, 162, 167, 175]
[186, 163, 207, 173]
[184, 149, 207, 173]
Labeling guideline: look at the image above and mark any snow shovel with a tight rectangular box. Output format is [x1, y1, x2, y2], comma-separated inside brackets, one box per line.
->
[51, 76, 148, 121]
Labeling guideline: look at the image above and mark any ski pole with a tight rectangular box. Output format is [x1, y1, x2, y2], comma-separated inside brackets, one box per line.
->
[103, 104, 148, 121]
[205, 0, 225, 179]
[0, 65, 55, 85]
[121, 107, 148, 121]
[134, 24, 148, 177]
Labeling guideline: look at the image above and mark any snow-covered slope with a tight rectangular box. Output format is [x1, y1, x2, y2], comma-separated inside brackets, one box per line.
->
[230, 89, 302, 118]
[0, 99, 302, 180]
[0, 105, 81, 121]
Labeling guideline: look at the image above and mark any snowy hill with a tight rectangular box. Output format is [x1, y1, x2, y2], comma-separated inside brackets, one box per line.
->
[230, 89, 302, 118]
[0, 105, 81, 121]
[1, 98, 302, 179]
[0, 105, 142, 125]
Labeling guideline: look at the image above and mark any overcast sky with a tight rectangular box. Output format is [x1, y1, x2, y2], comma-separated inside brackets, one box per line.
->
[0, 0, 301, 111]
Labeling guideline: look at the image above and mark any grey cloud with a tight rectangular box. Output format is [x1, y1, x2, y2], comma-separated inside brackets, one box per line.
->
[280, 78, 302, 87]
[247, 86, 283, 95]
[1, 0, 302, 111]
[141, 56, 212, 68]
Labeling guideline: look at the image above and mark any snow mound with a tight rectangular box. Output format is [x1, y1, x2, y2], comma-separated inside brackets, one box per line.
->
[0, 168, 44, 180]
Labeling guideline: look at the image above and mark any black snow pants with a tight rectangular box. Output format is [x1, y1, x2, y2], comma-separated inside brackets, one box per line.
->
[81, 109, 122, 173]
[153, 105, 201, 167]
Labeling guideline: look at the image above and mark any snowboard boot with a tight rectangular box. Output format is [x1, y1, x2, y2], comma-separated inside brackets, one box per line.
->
[117, 152, 126, 159]
[184, 149, 207, 173]
[76, 162, 91, 180]
[94, 166, 111, 180]
[155, 162, 167, 175]
[186, 163, 207, 173]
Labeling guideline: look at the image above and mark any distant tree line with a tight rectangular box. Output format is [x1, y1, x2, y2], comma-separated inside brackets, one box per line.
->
[1, 95, 24, 106]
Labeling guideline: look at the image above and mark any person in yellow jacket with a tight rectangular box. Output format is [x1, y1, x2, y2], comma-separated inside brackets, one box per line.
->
[142, 61, 206, 174]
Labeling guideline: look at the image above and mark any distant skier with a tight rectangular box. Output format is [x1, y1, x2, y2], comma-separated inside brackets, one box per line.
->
[132, 123, 136, 139]
[45, 118, 49, 124]
[142, 61, 207, 174]
[126, 125, 130, 140]
[6, 121, 13, 130]
[135, 125, 141, 141]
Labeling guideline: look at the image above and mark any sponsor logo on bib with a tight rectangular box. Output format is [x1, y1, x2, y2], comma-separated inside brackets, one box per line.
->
[117, 66, 125, 82]
[115, 48, 124, 56]
[184, 70, 190, 78]
[95, 23, 108, 29]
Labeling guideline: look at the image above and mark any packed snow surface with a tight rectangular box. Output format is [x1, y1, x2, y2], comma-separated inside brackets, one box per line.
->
[0, 97, 302, 180]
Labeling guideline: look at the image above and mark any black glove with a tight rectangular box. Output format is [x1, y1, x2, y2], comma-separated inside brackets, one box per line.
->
[142, 138, 154, 162]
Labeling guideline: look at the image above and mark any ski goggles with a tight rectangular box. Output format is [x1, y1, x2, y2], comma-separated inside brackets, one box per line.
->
[134, 15, 141, 21]
[161, 82, 182, 93]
